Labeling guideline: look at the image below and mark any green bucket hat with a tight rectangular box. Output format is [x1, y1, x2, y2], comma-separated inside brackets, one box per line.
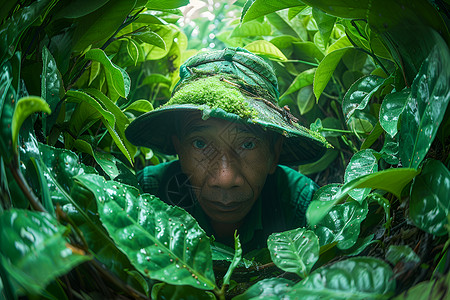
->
[125, 47, 329, 165]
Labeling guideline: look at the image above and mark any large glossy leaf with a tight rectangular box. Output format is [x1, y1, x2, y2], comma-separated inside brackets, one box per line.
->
[0, 209, 91, 295]
[76, 173, 216, 290]
[287, 257, 395, 299]
[244, 40, 287, 61]
[85, 49, 131, 99]
[301, 0, 367, 19]
[379, 89, 410, 138]
[314, 201, 368, 250]
[342, 75, 385, 121]
[233, 278, 295, 300]
[409, 159, 450, 236]
[399, 43, 450, 169]
[267, 228, 319, 278]
[241, 0, 303, 23]
[313, 47, 351, 100]
[344, 149, 378, 203]
[307, 168, 420, 225]
[11, 96, 51, 152]
[132, 30, 166, 50]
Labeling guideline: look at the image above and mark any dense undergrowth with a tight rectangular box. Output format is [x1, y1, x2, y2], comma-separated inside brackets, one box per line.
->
[0, 0, 449, 299]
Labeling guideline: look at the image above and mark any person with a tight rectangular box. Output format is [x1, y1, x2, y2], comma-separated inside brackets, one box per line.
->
[125, 47, 329, 252]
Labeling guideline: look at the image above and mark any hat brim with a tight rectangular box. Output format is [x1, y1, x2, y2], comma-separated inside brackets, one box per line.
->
[125, 102, 327, 165]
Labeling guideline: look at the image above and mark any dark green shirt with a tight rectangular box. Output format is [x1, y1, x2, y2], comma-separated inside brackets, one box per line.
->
[137, 160, 317, 252]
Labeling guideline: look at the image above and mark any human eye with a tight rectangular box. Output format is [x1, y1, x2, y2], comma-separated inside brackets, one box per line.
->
[241, 139, 256, 150]
[192, 139, 207, 150]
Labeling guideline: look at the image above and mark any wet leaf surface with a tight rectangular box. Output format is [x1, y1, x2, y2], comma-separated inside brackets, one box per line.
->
[76, 173, 216, 290]
[268, 228, 319, 278]
[287, 257, 395, 299]
[314, 201, 368, 250]
[409, 159, 450, 236]
[0, 209, 90, 295]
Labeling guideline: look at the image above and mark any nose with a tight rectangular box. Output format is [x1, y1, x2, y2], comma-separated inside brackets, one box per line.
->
[207, 153, 244, 189]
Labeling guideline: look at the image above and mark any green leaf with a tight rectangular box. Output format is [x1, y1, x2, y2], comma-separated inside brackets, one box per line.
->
[312, 8, 336, 47]
[314, 47, 351, 100]
[342, 75, 385, 121]
[85, 48, 131, 98]
[314, 201, 368, 250]
[380, 134, 399, 165]
[223, 233, 242, 286]
[409, 159, 450, 236]
[127, 38, 139, 65]
[297, 85, 315, 115]
[66, 90, 114, 127]
[233, 278, 295, 300]
[241, 0, 304, 23]
[230, 20, 272, 38]
[307, 168, 420, 225]
[0, 209, 91, 295]
[298, 149, 338, 176]
[386, 245, 420, 266]
[267, 228, 319, 278]
[146, 0, 189, 10]
[399, 43, 450, 169]
[76, 173, 216, 290]
[379, 89, 410, 138]
[93, 150, 120, 179]
[344, 149, 378, 203]
[41, 46, 63, 134]
[287, 257, 395, 299]
[72, 0, 136, 52]
[280, 68, 316, 99]
[244, 40, 287, 61]
[124, 99, 154, 113]
[11, 96, 51, 152]
[133, 30, 166, 50]
[360, 122, 383, 150]
[143, 24, 179, 60]
[84, 88, 136, 161]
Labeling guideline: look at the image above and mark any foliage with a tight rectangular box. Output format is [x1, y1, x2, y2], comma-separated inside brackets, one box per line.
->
[1, 0, 449, 299]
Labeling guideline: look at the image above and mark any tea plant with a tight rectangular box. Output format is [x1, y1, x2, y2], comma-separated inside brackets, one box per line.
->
[0, 0, 449, 299]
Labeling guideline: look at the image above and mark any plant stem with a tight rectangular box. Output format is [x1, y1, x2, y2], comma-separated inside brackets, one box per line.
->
[8, 162, 46, 212]
[320, 128, 369, 135]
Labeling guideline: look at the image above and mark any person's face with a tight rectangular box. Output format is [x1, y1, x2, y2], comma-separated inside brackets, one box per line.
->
[172, 115, 282, 225]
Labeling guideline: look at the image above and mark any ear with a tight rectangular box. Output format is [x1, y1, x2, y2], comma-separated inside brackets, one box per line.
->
[268, 137, 283, 174]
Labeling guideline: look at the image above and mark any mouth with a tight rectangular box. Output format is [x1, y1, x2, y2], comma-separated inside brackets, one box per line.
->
[208, 201, 243, 212]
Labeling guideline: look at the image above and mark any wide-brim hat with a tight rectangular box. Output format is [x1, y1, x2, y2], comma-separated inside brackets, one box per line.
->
[125, 47, 329, 165]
